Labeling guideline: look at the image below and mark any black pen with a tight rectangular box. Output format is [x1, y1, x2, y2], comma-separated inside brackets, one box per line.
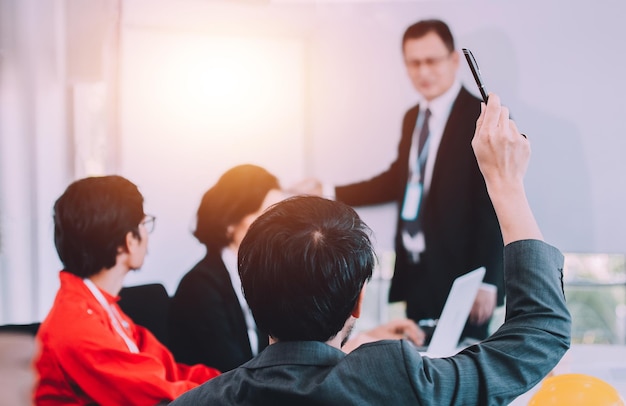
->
[462, 48, 489, 104]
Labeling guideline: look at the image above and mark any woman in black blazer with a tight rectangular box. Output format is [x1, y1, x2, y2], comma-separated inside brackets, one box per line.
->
[168, 164, 284, 371]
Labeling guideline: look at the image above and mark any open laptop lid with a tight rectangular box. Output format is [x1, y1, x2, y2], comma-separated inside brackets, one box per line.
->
[420, 266, 486, 358]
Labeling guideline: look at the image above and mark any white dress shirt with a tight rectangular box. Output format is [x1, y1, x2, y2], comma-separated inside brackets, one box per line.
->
[222, 247, 260, 356]
[417, 79, 462, 194]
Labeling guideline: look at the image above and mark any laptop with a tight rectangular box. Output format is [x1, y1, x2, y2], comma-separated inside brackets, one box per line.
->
[417, 266, 486, 358]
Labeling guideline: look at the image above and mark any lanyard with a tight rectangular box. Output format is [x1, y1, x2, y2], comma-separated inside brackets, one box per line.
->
[83, 278, 140, 353]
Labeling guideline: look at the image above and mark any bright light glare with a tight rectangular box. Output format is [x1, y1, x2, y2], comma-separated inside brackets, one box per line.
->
[174, 46, 250, 119]
[121, 28, 306, 192]
[146, 34, 303, 138]
[120, 29, 308, 290]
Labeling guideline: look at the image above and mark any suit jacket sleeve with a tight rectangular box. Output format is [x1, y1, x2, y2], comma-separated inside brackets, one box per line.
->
[406, 240, 571, 405]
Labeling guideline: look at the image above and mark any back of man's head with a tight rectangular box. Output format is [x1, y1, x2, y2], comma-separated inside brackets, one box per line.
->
[402, 19, 455, 52]
[238, 195, 375, 343]
[53, 175, 144, 278]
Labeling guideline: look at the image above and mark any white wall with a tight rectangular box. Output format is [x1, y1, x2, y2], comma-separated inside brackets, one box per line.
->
[0, 0, 70, 324]
[118, 25, 308, 291]
[2, 0, 626, 323]
[305, 1, 621, 254]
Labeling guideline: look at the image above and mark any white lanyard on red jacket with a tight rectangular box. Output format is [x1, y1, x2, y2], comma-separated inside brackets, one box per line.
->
[83, 278, 140, 353]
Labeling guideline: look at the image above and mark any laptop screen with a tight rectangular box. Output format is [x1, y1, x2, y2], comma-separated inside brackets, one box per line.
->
[420, 266, 486, 357]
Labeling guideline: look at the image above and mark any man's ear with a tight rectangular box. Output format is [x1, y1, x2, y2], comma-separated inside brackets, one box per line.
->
[451, 49, 460, 69]
[350, 285, 367, 319]
[123, 230, 138, 254]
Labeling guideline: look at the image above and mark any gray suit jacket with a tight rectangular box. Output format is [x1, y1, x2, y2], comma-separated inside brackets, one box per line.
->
[170, 240, 571, 406]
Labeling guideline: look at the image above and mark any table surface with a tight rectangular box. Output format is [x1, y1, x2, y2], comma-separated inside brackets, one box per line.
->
[509, 344, 626, 405]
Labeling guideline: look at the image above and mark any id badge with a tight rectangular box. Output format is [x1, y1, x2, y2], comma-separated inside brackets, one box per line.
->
[401, 181, 422, 221]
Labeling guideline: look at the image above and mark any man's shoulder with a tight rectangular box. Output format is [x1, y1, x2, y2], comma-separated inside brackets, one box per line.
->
[37, 296, 105, 353]
[402, 103, 420, 124]
[176, 255, 229, 290]
[172, 340, 422, 405]
[451, 87, 482, 117]
[445, 87, 482, 130]
[170, 369, 238, 404]
[349, 339, 422, 360]
[456, 86, 482, 105]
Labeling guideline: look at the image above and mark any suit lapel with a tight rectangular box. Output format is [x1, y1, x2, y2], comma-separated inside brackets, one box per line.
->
[428, 87, 475, 199]
[207, 252, 255, 355]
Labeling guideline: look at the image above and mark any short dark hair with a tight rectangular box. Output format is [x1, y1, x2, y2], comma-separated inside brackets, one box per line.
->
[238, 196, 375, 342]
[193, 164, 280, 250]
[402, 19, 455, 53]
[53, 175, 144, 278]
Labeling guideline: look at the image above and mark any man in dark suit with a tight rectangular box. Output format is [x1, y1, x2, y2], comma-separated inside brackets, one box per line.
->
[170, 94, 571, 405]
[303, 19, 503, 339]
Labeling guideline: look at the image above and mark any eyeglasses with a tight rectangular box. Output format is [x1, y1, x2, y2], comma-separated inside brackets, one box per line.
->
[405, 53, 452, 70]
[141, 214, 156, 234]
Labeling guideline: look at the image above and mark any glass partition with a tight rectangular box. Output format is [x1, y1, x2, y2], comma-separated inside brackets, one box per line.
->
[564, 253, 626, 345]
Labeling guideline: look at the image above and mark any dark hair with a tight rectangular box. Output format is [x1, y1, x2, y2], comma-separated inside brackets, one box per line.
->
[238, 195, 375, 342]
[402, 19, 455, 53]
[193, 164, 280, 250]
[53, 175, 144, 278]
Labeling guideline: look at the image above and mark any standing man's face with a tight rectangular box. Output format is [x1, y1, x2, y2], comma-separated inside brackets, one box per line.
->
[403, 31, 459, 101]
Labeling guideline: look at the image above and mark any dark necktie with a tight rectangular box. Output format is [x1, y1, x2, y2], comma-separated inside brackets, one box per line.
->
[403, 108, 431, 237]
[416, 108, 432, 182]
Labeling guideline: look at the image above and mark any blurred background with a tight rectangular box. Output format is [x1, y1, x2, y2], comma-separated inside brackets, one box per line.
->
[1, 0, 625, 345]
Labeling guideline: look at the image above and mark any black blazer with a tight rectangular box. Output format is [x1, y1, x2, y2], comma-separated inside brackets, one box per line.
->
[336, 87, 504, 321]
[169, 251, 268, 372]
